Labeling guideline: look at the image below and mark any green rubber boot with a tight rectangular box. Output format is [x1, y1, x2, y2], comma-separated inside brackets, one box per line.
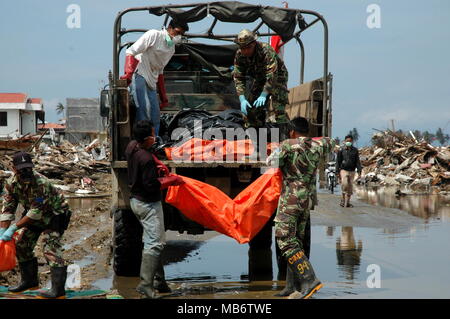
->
[8, 258, 39, 293]
[154, 259, 171, 293]
[37, 266, 67, 299]
[136, 254, 159, 299]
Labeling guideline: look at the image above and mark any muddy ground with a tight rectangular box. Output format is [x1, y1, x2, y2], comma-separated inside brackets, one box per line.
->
[0, 174, 113, 291]
[1, 173, 449, 299]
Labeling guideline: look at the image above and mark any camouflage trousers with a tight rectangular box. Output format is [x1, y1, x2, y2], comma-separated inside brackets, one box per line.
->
[247, 87, 289, 129]
[269, 88, 290, 125]
[274, 185, 311, 258]
[16, 227, 66, 268]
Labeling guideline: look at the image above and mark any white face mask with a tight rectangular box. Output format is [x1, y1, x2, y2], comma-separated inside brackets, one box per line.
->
[172, 35, 182, 44]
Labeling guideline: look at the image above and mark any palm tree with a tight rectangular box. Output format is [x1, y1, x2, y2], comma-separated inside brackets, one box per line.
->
[56, 103, 65, 115]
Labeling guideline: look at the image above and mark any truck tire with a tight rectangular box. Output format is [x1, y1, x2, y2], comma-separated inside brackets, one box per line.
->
[113, 209, 143, 276]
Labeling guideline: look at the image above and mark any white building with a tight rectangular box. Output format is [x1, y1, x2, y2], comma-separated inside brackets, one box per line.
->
[0, 93, 44, 138]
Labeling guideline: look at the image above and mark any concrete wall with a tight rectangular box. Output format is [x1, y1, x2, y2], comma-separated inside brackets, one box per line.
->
[66, 98, 104, 133]
[20, 110, 37, 135]
[0, 109, 20, 138]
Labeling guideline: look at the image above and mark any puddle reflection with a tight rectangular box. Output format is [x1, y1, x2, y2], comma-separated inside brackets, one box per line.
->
[335, 226, 363, 281]
[355, 187, 450, 221]
[109, 238, 279, 299]
[86, 187, 450, 298]
[104, 219, 450, 299]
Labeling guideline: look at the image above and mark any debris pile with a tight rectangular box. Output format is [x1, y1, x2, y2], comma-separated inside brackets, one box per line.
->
[0, 135, 40, 153]
[0, 139, 111, 197]
[359, 130, 450, 193]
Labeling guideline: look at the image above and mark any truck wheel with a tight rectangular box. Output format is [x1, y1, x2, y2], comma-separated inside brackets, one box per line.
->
[113, 209, 143, 276]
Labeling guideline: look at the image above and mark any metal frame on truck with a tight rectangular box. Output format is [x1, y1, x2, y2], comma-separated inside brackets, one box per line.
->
[100, 2, 332, 276]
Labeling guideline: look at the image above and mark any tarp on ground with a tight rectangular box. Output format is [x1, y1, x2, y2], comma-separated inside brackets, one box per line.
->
[165, 168, 282, 244]
[0, 287, 111, 299]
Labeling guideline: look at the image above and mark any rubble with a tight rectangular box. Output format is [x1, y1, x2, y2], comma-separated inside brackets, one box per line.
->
[0, 139, 111, 197]
[0, 135, 40, 154]
[359, 130, 450, 193]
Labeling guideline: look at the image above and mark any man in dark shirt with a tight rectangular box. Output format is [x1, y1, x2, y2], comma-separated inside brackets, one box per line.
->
[336, 135, 362, 208]
[125, 120, 184, 298]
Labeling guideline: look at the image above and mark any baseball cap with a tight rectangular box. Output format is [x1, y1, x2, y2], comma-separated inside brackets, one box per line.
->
[13, 151, 34, 170]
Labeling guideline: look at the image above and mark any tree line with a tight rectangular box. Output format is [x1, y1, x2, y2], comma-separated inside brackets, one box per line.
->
[334, 127, 449, 146]
[404, 128, 449, 145]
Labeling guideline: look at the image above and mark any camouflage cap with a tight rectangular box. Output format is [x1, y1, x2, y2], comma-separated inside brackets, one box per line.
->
[234, 29, 257, 48]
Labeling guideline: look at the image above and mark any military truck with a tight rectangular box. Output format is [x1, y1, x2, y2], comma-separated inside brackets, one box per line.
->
[100, 2, 333, 276]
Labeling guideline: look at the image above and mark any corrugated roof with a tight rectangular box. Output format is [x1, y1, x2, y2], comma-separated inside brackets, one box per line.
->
[27, 98, 42, 104]
[0, 93, 28, 103]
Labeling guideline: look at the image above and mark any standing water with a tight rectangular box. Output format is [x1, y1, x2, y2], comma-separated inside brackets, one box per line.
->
[81, 187, 450, 299]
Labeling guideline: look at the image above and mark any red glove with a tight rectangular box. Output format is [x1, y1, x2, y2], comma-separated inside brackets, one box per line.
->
[120, 55, 139, 86]
[158, 175, 185, 190]
[157, 74, 169, 109]
[152, 154, 170, 177]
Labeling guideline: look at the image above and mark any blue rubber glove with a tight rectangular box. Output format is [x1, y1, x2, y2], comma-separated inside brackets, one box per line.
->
[239, 95, 251, 115]
[253, 92, 268, 107]
[0, 224, 17, 242]
[0, 228, 6, 237]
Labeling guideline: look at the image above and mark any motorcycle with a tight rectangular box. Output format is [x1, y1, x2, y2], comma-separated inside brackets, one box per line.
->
[325, 161, 337, 194]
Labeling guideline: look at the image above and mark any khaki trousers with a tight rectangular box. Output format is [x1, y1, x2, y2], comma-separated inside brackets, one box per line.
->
[340, 170, 356, 195]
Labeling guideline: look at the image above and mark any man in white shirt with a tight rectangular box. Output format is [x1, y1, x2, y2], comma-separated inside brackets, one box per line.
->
[120, 20, 189, 136]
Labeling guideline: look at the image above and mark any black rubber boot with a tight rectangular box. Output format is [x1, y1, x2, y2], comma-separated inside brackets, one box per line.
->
[153, 259, 171, 293]
[136, 254, 159, 299]
[37, 266, 67, 299]
[286, 249, 323, 299]
[274, 266, 298, 296]
[8, 258, 39, 293]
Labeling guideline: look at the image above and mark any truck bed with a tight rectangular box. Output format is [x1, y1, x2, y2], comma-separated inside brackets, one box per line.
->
[111, 160, 268, 169]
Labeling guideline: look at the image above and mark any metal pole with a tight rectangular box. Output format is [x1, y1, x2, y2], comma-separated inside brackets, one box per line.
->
[113, 5, 329, 134]
[295, 37, 305, 84]
[298, 10, 329, 137]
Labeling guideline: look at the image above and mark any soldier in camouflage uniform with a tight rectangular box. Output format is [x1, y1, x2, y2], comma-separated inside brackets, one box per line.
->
[0, 152, 72, 299]
[233, 29, 290, 138]
[267, 117, 335, 299]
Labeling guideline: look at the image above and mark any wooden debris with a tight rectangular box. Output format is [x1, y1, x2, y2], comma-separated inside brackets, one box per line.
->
[360, 130, 449, 193]
[0, 139, 111, 195]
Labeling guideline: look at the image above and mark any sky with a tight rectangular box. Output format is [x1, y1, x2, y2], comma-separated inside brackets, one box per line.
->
[1, 0, 449, 146]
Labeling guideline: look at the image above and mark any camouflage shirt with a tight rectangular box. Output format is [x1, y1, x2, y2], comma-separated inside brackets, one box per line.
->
[270, 137, 336, 192]
[233, 42, 288, 97]
[0, 172, 69, 223]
